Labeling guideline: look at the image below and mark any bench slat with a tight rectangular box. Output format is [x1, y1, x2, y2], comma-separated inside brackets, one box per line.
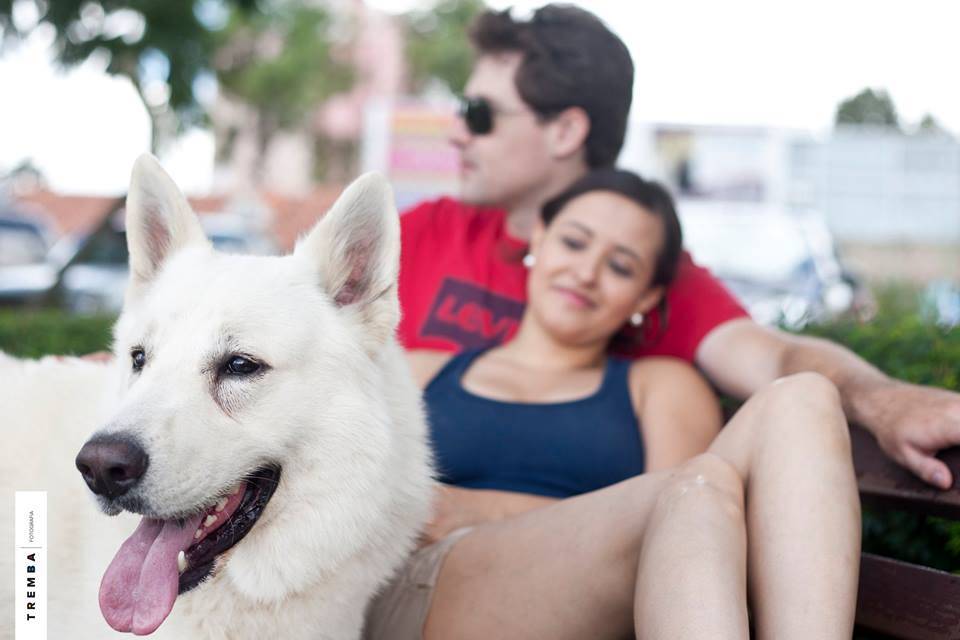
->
[856, 553, 960, 639]
[852, 426, 960, 520]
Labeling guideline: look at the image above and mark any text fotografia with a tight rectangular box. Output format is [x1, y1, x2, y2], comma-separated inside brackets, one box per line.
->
[16, 491, 47, 639]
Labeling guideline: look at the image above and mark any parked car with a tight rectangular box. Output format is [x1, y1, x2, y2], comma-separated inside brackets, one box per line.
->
[678, 204, 867, 329]
[57, 209, 276, 315]
[0, 212, 59, 306]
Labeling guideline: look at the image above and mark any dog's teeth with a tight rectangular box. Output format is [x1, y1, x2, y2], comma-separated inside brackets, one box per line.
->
[204, 514, 218, 528]
[194, 529, 202, 540]
[178, 551, 187, 573]
[215, 498, 228, 512]
[230, 485, 242, 497]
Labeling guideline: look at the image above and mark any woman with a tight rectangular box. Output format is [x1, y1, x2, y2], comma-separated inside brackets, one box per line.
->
[365, 169, 860, 640]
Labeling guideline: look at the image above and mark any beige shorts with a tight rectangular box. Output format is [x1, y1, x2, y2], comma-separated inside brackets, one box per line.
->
[363, 527, 473, 640]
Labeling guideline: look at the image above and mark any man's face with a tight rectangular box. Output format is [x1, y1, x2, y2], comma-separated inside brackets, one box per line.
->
[450, 53, 555, 208]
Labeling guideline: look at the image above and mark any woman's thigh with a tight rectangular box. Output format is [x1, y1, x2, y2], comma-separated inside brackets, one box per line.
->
[422, 470, 675, 640]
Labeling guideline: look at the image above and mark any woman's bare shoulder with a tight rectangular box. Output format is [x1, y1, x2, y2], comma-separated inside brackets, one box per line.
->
[405, 349, 454, 388]
[627, 356, 715, 408]
[628, 356, 705, 386]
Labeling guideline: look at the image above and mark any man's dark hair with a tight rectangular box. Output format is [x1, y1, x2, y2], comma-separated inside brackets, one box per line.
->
[469, 4, 634, 168]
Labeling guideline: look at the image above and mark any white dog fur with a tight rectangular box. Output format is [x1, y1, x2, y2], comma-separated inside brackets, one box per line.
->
[0, 155, 433, 639]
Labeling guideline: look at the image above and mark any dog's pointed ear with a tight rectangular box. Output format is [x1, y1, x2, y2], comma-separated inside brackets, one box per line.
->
[295, 172, 400, 346]
[125, 154, 208, 290]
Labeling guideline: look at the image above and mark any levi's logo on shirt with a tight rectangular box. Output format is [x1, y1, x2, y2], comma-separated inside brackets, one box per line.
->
[421, 278, 524, 350]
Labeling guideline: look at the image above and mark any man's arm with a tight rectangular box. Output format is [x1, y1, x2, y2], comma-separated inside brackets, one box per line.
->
[697, 317, 960, 489]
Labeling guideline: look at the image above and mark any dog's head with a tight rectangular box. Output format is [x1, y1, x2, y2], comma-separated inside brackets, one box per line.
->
[75, 155, 425, 634]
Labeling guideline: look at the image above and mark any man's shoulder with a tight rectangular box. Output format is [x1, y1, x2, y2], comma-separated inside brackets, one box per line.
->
[617, 249, 749, 363]
[400, 197, 504, 254]
[401, 196, 477, 222]
[401, 197, 504, 233]
[669, 250, 747, 312]
[673, 250, 724, 288]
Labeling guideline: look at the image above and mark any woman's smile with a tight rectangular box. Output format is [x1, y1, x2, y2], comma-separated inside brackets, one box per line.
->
[552, 285, 597, 309]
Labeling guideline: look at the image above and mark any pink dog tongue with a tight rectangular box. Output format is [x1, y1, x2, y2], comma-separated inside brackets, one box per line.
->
[99, 514, 203, 635]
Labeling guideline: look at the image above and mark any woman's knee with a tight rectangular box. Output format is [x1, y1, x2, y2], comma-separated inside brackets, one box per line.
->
[653, 454, 745, 522]
[764, 372, 841, 412]
[753, 372, 851, 453]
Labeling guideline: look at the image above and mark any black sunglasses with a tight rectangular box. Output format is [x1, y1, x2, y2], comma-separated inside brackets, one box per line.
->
[458, 96, 495, 135]
[458, 96, 556, 136]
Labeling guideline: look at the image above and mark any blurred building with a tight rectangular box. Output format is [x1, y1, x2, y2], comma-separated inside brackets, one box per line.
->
[620, 123, 960, 284]
[8, 186, 341, 255]
[788, 127, 960, 283]
[789, 127, 960, 244]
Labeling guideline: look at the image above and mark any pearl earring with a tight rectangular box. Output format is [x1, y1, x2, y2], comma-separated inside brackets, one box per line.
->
[522, 253, 536, 268]
[629, 312, 644, 327]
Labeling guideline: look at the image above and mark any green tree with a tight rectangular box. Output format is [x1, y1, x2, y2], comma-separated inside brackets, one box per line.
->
[213, 3, 352, 181]
[0, 0, 261, 150]
[835, 88, 901, 131]
[918, 113, 950, 136]
[403, 0, 486, 95]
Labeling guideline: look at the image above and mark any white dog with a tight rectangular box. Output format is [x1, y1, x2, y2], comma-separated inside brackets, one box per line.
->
[0, 155, 433, 639]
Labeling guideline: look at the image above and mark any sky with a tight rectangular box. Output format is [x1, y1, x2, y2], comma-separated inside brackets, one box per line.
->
[1, 0, 958, 194]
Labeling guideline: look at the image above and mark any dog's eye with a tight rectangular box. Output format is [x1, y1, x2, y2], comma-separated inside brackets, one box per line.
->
[224, 356, 261, 376]
[131, 348, 146, 372]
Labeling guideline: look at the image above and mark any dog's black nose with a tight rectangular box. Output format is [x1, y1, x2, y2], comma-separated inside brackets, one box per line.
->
[75, 436, 149, 499]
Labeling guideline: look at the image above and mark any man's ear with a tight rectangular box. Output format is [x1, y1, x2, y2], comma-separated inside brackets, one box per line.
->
[545, 107, 591, 161]
[125, 154, 209, 295]
[294, 173, 400, 349]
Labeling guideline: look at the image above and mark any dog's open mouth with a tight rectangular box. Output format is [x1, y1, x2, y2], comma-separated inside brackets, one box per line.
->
[98, 465, 281, 635]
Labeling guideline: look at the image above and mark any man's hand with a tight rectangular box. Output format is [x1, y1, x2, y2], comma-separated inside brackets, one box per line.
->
[698, 319, 960, 490]
[861, 380, 960, 490]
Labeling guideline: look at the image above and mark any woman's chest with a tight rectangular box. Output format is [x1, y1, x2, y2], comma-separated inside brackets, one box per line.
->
[461, 360, 606, 404]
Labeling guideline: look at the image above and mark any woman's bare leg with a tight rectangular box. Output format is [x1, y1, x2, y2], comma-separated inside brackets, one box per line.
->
[423, 471, 663, 640]
[635, 454, 749, 639]
[709, 372, 861, 640]
[422, 373, 859, 640]
[422, 455, 747, 640]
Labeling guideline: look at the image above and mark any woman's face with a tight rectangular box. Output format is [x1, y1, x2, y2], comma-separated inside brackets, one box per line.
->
[527, 190, 666, 347]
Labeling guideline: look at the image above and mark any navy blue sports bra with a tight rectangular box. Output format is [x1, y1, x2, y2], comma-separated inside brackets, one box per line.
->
[424, 350, 645, 498]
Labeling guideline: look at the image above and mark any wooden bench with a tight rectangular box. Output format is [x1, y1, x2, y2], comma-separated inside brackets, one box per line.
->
[852, 426, 960, 639]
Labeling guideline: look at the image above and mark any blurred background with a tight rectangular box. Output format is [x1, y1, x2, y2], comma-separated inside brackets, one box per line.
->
[0, 0, 958, 329]
[0, 0, 960, 328]
[2, 0, 960, 590]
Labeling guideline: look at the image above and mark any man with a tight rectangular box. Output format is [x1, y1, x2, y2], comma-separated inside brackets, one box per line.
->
[398, 4, 960, 489]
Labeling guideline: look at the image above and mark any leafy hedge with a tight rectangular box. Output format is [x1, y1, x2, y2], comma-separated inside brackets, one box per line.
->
[3, 287, 960, 571]
[803, 291, 960, 392]
[0, 309, 114, 358]
[800, 287, 960, 572]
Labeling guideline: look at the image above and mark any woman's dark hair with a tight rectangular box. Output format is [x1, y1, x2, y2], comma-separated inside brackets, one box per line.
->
[469, 5, 633, 168]
[542, 168, 683, 290]
[540, 168, 683, 343]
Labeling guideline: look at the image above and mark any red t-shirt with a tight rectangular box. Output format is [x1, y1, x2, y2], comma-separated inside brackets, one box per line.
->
[398, 197, 749, 363]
